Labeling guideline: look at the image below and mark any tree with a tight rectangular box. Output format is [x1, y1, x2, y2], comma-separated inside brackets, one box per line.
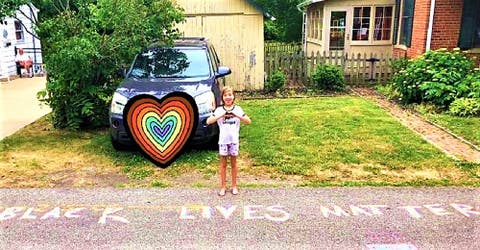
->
[255, 0, 303, 42]
[0, 0, 28, 18]
[35, 0, 184, 129]
[1, 0, 40, 39]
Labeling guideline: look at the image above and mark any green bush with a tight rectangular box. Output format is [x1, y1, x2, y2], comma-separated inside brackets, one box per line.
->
[460, 70, 480, 99]
[390, 58, 410, 73]
[36, 0, 184, 129]
[265, 70, 287, 93]
[311, 64, 345, 92]
[391, 48, 476, 107]
[449, 98, 480, 117]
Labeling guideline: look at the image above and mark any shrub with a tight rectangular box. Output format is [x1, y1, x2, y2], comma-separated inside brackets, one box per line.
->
[36, 0, 184, 129]
[265, 70, 286, 93]
[391, 48, 476, 107]
[460, 70, 480, 99]
[311, 64, 345, 92]
[449, 98, 480, 117]
[390, 58, 410, 73]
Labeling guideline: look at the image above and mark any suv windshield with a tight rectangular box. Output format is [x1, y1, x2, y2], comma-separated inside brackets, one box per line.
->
[129, 47, 211, 78]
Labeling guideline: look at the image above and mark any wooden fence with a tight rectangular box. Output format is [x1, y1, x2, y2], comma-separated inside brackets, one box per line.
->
[264, 42, 303, 54]
[265, 51, 395, 87]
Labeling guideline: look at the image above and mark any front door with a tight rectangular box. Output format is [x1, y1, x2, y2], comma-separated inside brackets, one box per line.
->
[328, 11, 347, 52]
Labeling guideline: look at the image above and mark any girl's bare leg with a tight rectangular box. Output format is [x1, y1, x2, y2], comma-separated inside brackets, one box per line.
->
[219, 156, 227, 195]
[230, 156, 238, 194]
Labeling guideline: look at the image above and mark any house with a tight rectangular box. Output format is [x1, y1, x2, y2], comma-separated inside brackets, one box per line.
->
[298, 0, 480, 62]
[297, 0, 397, 56]
[0, 4, 43, 80]
[392, 0, 480, 61]
[174, 0, 267, 90]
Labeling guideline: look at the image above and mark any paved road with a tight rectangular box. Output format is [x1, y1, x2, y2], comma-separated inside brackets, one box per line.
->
[0, 187, 479, 249]
[0, 77, 51, 140]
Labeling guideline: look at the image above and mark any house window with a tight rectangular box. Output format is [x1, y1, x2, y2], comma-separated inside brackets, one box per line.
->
[459, 0, 480, 49]
[374, 7, 393, 41]
[308, 9, 322, 40]
[14, 21, 24, 41]
[399, 0, 415, 47]
[353, 7, 371, 41]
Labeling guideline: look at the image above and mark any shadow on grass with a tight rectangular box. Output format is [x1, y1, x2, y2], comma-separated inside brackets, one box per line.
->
[82, 130, 219, 180]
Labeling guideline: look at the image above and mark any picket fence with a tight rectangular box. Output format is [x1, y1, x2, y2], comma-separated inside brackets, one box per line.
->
[264, 51, 395, 87]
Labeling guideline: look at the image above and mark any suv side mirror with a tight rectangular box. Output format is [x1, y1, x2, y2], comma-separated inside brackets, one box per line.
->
[216, 66, 231, 78]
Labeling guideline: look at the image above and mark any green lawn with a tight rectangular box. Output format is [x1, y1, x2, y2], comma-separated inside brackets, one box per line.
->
[1, 96, 479, 187]
[241, 97, 479, 186]
[420, 112, 480, 147]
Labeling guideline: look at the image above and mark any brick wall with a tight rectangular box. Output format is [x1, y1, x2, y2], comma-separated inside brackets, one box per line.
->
[407, 0, 430, 57]
[430, 0, 463, 50]
[394, 0, 463, 59]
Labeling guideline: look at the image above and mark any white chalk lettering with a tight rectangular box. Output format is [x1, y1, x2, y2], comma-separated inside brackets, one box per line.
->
[20, 207, 38, 220]
[41, 207, 61, 220]
[350, 205, 372, 216]
[215, 205, 238, 220]
[202, 206, 212, 219]
[179, 206, 196, 220]
[98, 207, 129, 224]
[264, 206, 290, 222]
[360, 205, 388, 215]
[450, 203, 480, 217]
[0, 207, 24, 220]
[244, 205, 264, 220]
[398, 206, 423, 218]
[423, 204, 454, 216]
[320, 205, 350, 218]
[64, 208, 86, 219]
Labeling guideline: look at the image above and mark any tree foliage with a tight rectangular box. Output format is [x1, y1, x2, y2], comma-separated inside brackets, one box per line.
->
[34, 0, 184, 129]
[0, 0, 28, 18]
[255, 0, 303, 42]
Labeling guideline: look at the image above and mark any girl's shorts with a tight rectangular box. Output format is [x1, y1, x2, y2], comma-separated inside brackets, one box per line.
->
[219, 143, 239, 157]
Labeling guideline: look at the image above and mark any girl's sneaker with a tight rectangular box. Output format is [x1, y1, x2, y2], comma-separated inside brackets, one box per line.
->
[218, 188, 226, 196]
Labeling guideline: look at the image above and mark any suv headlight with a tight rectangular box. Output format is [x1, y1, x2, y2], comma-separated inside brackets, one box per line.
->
[110, 92, 129, 115]
[195, 91, 215, 115]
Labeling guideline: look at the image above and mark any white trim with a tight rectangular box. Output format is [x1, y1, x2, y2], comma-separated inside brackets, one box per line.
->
[426, 0, 436, 51]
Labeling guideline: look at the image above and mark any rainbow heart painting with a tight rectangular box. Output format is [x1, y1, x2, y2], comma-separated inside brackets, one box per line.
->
[124, 94, 198, 167]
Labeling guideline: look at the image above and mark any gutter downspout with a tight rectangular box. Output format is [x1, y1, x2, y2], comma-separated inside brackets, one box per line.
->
[297, 2, 310, 53]
[426, 0, 435, 51]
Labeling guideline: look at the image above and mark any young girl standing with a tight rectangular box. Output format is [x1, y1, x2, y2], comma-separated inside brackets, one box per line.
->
[207, 86, 251, 196]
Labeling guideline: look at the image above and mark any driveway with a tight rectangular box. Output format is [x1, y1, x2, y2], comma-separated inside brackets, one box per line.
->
[0, 187, 479, 249]
[0, 77, 51, 140]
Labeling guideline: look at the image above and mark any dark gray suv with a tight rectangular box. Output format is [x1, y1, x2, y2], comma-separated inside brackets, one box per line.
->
[109, 38, 231, 149]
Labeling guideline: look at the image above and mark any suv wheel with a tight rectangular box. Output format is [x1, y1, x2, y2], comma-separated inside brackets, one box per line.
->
[111, 136, 131, 151]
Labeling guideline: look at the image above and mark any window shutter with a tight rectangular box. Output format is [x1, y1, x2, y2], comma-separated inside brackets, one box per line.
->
[458, 0, 478, 49]
[402, 0, 415, 47]
[393, 0, 401, 45]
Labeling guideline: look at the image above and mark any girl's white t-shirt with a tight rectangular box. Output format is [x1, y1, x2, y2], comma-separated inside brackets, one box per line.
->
[213, 105, 245, 144]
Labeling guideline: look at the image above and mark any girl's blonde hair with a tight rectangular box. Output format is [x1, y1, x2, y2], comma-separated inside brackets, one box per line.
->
[221, 86, 235, 104]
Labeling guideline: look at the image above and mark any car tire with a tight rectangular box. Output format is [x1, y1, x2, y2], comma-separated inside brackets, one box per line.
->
[207, 134, 219, 150]
[111, 136, 131, 151]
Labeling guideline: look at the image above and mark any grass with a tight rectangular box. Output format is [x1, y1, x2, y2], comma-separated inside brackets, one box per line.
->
[1, 96, 479, 187]
[419, 112, 480, 147]
[240, 97, 479, 186]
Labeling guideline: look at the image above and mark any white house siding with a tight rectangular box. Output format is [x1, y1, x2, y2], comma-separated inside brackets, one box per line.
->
[0, 4, 42, 78]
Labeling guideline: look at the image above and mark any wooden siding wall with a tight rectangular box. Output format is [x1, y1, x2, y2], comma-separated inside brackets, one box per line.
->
[175, 0, 265, 91]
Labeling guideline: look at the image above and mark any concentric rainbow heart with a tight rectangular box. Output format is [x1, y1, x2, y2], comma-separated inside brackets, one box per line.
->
[124, 94, 197, 167]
